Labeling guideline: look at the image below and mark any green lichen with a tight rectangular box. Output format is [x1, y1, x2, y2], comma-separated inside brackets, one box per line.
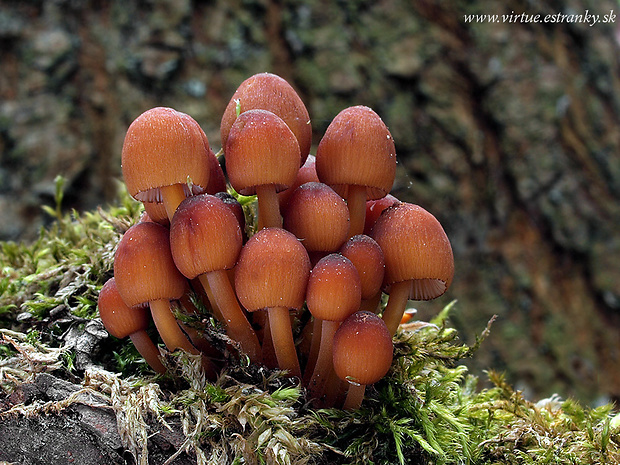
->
[1, 177, 619, 464]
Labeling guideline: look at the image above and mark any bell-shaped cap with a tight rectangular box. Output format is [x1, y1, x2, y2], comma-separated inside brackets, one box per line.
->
[235, 228, 311, 312]
[225, 109, 301, 196]
[220, 72, 312, 165]
[306, 254, 361, 322]
[370, 203, 454, 300]
[332, 311, 393, 386]
[121, 107, 211, 203]
[98, 277, 150, 339]
[316, 105, 396, 200]
[283, 182, 350, 253]
[114, 222, 187, 307]
[169, 194, 243, 279]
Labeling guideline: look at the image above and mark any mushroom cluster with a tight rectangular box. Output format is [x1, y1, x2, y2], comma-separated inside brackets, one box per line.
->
[98, 72, 455, 410]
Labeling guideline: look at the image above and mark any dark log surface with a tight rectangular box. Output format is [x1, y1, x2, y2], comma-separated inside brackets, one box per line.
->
[0, 373, 194, 465]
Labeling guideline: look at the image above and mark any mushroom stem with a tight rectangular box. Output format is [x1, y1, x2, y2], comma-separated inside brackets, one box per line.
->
[307, 320, 340, 399]
[382, 280, 411, 336]
[255, 184, 282, 229]
[129, 330, 166, 374]
[149, 300, 219, 378]
[149, 299, 199, 354]
[346, 185, 367, 238]
[302, 318, 322, 384]
[193, 277, 224, 322]
[161, 183, 189, 221]
[201, 270, 262, 363]
[343, 383, 366, 410]
[268, 306, 301, 378]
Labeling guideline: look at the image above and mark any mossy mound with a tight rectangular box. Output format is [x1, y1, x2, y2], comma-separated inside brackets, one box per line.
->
[1, 178, 619, 464]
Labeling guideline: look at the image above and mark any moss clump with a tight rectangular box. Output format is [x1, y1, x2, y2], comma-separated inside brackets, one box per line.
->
[1, 178, 619, 464]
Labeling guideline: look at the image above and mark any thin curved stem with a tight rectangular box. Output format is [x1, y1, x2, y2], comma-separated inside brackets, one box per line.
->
[343, 383, 366, 410]
[202, 270, 262, 363]
[307, 320, 339, 400]
[256, 184, 282, 229]
[302, 318, 322, 384]
[346, 184, 367, 238]
[382, 280, 411, 336]
[129, 330, 166, 374]
[268, 306, 301, 378]
[149, 299, 218, 378]
[149, 299, 199, 354]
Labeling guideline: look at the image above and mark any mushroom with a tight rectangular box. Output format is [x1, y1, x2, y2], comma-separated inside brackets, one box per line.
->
[370, 203, 454, 335]
[363, 194, 401, 235]
[305, 254, 361, 401]
[332, 311, 393, 410]
[225, 109, 301, 229]
[142, 201, 170, 227]
[220, 72, 312, 165]
[282, 182, 350, 264]
[113, 222, 219, 376]
[169, 193, 261, 363]
[316, 105, 396, 238]
[98, 277, 166, 374]
[121, 107, 211, 221]
[278, 154, 319, 212]
[339, 234, 385, 313]
[234, 228, 311, 378]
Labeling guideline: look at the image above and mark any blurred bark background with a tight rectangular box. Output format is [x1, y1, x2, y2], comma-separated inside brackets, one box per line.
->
[0, 0, 619, 404]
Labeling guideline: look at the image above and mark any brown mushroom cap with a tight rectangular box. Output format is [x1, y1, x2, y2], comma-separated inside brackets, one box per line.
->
[364, 194, 401, 235]
[142, 201, 170, 227]
[98, 277, 150, 339]
[370, 202, 454, 300]
[169, 194, 243, 279]
[235, 228, 311, 311]
[121, 107, 210, 203]
[339, 235, 385, 300]
[306, 254, 361, 322]
[225, 109, 301, 196]
[283, 182, 350, 253]
[332, 311, 393, 386]
[315, 105, 396, 200]
[279, 154, 319, 212]
[214, 191, 246, 235]
[220, 72, 312, 165]
[114, 222, 187, 307]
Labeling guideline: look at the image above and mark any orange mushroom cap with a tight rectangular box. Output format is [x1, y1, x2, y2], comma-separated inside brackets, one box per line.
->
[370, 203, 454, 300]
[220, 72, 312, 165]
[225, 109, 301, 196]
[234, 228, 311, 312]
[142, 201, 170, 227]
[279, 154, 319, 212]
[114, 222, 187, 307]
[169, 194, 243, 279]
[364, 194, 401, 235]
[283, 182, 350, 254]
[332, 311, 393, 386]
[121, 107, 211, 203]
[339, 235, 385, 300]
[306, 254, 362, 322]
[315, 105, 396, 201]
[98, 277, 150, 339]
